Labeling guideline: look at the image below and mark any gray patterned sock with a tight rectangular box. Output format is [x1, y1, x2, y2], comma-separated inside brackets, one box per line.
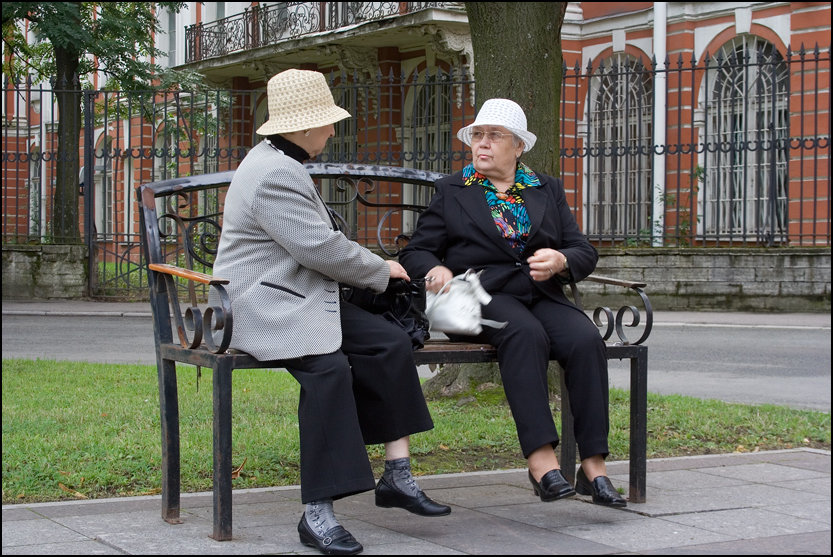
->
[383, 457, 421, 497]
[305, 499, 340, 535]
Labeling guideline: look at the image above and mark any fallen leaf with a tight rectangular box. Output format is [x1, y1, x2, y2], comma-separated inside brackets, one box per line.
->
[231, 457, 247, 479]
[58, 483, 88, 499]
[134, 488, 162, 496]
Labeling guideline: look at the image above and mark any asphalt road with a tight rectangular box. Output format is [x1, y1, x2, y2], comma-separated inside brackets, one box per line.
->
[2, 307, 830, 412]
[606, 322, 831, 411]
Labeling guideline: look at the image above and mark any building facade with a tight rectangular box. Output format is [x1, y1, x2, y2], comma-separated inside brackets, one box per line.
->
[2, 2, 830, 297]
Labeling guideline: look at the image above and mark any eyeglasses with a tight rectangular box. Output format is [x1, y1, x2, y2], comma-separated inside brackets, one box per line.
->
[470, 130, 510, 143]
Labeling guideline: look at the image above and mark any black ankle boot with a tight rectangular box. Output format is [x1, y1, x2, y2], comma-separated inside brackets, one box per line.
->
[375, 458, 451, 516]
[297, 513, 363, 555]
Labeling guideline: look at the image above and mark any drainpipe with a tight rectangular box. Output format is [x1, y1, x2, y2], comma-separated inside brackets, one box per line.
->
[652, 2, 667, 246]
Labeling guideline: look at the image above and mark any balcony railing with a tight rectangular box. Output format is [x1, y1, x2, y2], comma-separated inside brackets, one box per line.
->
[185, 2, 455, 63]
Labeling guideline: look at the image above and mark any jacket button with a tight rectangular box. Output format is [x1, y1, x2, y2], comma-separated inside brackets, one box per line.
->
[515, 261, 522, 267]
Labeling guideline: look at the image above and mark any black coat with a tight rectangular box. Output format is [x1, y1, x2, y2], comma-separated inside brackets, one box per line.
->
[400, 169, 598, 305]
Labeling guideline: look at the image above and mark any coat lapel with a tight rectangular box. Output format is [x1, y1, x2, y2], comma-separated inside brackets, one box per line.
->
[452, 183, 521, 260]
[521, 184, 551, 245]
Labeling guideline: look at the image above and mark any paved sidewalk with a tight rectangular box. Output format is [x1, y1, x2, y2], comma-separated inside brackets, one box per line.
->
[2, 449, 830, 555]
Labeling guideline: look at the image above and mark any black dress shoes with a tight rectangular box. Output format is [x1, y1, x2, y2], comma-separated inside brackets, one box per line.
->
[528, 469, 576, 502]
[575, 467, 627, 507]
[375, 475, 451, 516]
[298, 514, 363, 555]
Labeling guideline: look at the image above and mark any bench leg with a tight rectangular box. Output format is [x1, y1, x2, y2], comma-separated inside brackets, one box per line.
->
[212, 360, 234, 541]
[558, 366, 577, 485]
[628, 347, 648, 503]
[158, 358, 182, 523]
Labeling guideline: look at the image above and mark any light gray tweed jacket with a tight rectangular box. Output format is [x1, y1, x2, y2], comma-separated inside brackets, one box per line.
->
[212, 140, 390, 361]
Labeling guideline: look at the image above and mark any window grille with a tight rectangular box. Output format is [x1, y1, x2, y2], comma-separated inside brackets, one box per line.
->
[28, 146, 42, 239]
[586, 55, 654, 239]
[702, 36, 789, 243]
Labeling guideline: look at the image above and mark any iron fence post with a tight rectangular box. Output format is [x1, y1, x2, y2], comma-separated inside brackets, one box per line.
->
[83, 90, 97, 298]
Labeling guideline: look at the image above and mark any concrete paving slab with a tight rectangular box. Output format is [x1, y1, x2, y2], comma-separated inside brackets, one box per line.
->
[1, 540, 123, 555]
[2, 449, 830, 555]
[641, 530, 831, 555]
[559, 515, 735, 552]
[769, 500, 831, 525]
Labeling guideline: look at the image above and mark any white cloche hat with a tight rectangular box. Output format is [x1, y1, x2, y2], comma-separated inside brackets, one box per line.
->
[457, 98, 537, 152]
[256, 69, 351, 135]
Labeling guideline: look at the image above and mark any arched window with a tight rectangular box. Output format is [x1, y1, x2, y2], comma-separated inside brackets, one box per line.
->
[411, 70, 453, 182]
[322, 79, 360, 238]
[586, 54, 654, 241]
[153, 130, 175, 236]
[28, 146, 43, 240]
[701, 36, 789, 243]
[330, 80, 358, 165]
[94, 135, 115, 236]
[403, 69, 453, 237]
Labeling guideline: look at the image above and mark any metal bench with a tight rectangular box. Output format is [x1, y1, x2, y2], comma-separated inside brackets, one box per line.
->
[137, 163, 652, 541]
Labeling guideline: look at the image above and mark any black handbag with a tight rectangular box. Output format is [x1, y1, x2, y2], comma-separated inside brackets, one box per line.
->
[342, 278, 431, 350]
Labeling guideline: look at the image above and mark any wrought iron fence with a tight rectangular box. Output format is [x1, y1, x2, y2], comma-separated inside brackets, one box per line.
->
[2, 45, 829, 299]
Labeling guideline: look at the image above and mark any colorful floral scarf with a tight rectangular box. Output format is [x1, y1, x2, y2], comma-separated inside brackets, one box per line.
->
[462, 162, 541, 253]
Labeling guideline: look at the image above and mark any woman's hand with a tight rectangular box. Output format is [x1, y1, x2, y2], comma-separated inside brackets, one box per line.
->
[527, 248, 568, 281]
[423, 265, 453, 293]
[387, 260, 410, 281]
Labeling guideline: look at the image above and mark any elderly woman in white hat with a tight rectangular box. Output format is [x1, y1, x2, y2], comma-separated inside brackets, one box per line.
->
[400, 98, 627, 508]
[213, 69, 450, 556]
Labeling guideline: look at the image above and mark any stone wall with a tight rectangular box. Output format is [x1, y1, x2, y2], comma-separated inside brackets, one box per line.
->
[2, 245, 87, 299]
[1, 245, 830, 312]
[585, 247, 831, 313]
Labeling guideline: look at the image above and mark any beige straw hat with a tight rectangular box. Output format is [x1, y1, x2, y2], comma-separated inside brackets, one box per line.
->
[256, 69, 351, 135]
[457, 98, 537, 152]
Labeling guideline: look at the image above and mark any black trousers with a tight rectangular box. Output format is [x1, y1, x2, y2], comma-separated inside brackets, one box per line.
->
[473, 292, 610, 461]
[284, 300, 434, 503]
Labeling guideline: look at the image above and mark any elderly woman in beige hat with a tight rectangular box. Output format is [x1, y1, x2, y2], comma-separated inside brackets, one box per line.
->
[213, 69, 450, 556]
[400, 98, 627, 509]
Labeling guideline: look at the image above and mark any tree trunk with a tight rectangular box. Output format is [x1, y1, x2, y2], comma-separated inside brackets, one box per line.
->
[52, 42, 82, 243]
[423, 3, 568, 397]
[465, 2, 566, 177]
[422, 361, 564, 400]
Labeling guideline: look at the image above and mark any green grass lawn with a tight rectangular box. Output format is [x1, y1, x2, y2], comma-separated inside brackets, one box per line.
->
[2, 358, 829, 504]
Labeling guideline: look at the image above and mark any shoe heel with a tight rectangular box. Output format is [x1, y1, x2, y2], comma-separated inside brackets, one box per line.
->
[575, 481, 591, 496]
[528, 471, 541, 497]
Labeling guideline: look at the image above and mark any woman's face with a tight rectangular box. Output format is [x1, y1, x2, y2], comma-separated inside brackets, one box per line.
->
[303, 124, 336, 158]
[471, 125, 524, 179]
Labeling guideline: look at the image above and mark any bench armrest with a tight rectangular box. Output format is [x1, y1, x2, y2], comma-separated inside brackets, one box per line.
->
[148, 263, 234, 353]
[148, 263, 230, 286]
[570, 274, 653, 346]
[585, 273, 647, 289]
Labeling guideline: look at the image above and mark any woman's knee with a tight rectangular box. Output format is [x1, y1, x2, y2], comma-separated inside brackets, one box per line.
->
[496, 318, 550, 354]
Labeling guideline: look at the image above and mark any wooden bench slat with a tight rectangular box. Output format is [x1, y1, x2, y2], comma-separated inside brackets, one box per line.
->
[148, 263, 230, 286]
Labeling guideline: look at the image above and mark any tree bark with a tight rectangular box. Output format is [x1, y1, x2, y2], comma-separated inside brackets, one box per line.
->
[465, 2, 566, 177]
[422, 361, 564, 400]
[422, 3, 568, 397]
[52, 42, 82, 243]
